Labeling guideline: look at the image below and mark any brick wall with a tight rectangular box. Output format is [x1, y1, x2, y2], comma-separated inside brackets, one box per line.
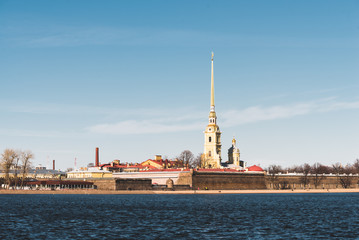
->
[192, 172, 267, 190]
[93, 179, 117, 190]
[265, 175, 359, 189]
[116, 178, 152, 190]
[177, 171, 193, 187]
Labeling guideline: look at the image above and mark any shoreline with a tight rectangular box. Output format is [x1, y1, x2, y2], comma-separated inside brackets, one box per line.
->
[1, 188, 359, 195]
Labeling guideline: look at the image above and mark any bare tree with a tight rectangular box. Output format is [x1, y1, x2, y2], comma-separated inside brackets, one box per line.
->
[177, 150, 194, 168]
[353, 159, 359, 174]
[190, 153, 202, 169]
[298, 163, 311, 189]
[20, 150, 33, 188]
[266, 165, 282, 189]
[13, 150, 22, 188]
[319, 164, 332, 174]
[332, 162, 342, 174]
[343, 164, 355, 188]
[311, 163, 326, 189]
[1, 149, 17, 189]
[285, 165, 301, 173]
[332, 163, 354, 188]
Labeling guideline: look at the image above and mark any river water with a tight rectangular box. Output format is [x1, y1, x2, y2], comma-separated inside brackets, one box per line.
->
[0, 193, 358, 239]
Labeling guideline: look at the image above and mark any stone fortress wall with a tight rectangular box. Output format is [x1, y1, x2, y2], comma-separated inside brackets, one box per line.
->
[79, 172, 359, 191]
[266, 174, 359, 190]
[192, 172, 267, 190]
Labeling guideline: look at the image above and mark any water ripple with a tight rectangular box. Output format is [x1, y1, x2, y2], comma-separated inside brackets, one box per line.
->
[0, 193, 358, 239]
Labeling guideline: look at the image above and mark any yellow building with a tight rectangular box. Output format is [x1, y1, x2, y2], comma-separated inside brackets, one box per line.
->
[141, 159, 164, 169]
[201, 52, 222, 169]
[140, 155, 180, 169]
[66, 167, 112, 179]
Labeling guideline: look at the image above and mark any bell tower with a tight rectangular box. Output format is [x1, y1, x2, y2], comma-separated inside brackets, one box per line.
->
[228, 137, 240, 166]
[201, 52, 222, 169]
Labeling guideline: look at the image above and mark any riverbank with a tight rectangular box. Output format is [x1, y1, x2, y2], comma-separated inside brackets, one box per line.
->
[1, 188, 359, 195]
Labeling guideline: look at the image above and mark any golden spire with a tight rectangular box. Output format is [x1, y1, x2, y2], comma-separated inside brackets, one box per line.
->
[210, 51, 215, 112]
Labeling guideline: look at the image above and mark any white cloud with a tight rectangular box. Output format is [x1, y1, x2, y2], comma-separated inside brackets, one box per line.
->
[222, 99, 359, 127]
[88, 99, 359, 135]
[221, 103, 311, 127]
[2, 98, 357, 136]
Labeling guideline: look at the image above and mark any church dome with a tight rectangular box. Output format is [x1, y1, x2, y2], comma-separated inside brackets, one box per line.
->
[247, 165, 264, 172]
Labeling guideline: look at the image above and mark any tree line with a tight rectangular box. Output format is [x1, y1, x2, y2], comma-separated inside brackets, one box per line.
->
[267, 159, 359, 189]
[0, 149, 34, 189]
[164, 150, 202, 169]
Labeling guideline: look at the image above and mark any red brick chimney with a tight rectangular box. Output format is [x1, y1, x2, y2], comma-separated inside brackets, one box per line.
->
[53, 160, 55, 170]
[95, 147, 99, 167]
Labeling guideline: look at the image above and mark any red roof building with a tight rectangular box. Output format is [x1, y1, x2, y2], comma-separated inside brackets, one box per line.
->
[99, 162, 155, 172]
[140, 155, 181, 169]
[247, 165, 264, 172]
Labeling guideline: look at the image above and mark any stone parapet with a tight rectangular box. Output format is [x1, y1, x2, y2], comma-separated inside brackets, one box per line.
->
[192, 172, 266, 190]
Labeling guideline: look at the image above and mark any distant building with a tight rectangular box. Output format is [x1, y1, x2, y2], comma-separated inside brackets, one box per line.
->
[140, 155, 180, 169]
[113, 168, 192, 186]
[0, 166, 65, 179]
[97, 155, 181, 172]
[66, 155, 181, 180]
[66, 167, 112, 179]
[25, 180, 94, 190]
[99, 161, 145, 172]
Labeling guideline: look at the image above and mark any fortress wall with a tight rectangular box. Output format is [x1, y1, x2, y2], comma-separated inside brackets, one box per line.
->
[265, 175, 359, 189]
[192, 172, 267, 190]
[115, 179, 152, 190]
[113, 171, 184, 185]
[93, 179, 117, 190]
[177, 172, 193, 187]
[93, 178, 152, 190]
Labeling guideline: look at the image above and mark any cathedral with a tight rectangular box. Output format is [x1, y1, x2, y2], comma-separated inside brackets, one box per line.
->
[201, 53, 245, 169]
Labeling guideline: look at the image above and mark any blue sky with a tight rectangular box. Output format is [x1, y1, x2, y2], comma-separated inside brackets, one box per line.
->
[1, 0, 358, 170]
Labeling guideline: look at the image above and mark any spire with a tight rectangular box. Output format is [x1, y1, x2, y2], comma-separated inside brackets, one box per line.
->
[208, 52, 217, 121]
[210, 52, 215, 112]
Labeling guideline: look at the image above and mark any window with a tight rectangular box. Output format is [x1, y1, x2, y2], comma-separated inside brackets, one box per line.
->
[209, 151, 211, 157]
[209, 136, 212, 142]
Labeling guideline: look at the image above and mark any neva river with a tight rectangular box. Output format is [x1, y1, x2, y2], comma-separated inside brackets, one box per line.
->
[0, 193, 358, 239]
